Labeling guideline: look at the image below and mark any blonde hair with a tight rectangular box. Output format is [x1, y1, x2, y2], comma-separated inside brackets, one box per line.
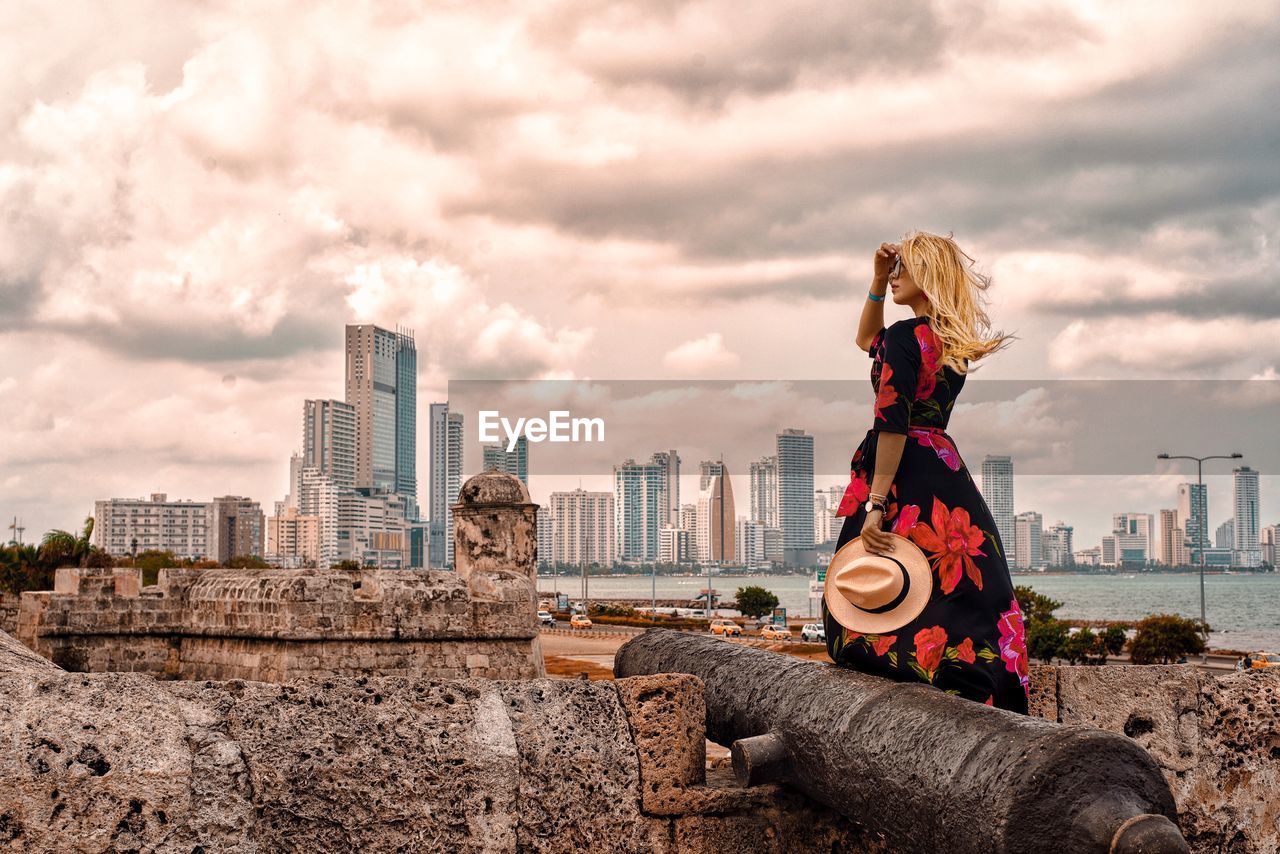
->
[899, 230, 1012, 373]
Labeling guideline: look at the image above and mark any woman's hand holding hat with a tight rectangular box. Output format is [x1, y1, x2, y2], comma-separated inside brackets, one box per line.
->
[860, 509, 893, 554]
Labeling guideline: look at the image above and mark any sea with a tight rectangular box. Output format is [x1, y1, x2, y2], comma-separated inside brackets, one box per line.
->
[536, 571, 1280, 652]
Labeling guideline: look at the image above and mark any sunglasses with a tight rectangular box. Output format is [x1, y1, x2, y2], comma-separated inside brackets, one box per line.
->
[890, 255, 903, 280]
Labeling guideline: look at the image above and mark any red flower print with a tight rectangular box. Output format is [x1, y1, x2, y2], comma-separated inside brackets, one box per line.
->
[914, 324, 942, 400]
[836, 472, 870, 517]
[910, 429, 962, 471]
[891, 503, 920, 535]
[998, 598, 1030, 692]
[913, 626, 948, 676]
[874, 362, 899, 421]
[908, 498, 987, 594]
[873, 634, 897, 656]
[955, 637, 975, 664]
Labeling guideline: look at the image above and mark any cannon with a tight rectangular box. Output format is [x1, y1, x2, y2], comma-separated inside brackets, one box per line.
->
[615, 629, 1189, 854]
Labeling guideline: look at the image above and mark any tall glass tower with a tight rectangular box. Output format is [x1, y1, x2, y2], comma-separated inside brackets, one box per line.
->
[345, 324, 417, 518]
[981, 455, 1015, 564]
[776, 428, 814, 565]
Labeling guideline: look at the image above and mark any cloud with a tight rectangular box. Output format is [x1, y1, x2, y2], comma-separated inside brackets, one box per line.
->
[662, 332, 740, 374]
[1048, 316, 1280, 374]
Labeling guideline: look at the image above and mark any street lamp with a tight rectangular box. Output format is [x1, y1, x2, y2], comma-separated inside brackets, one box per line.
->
[1155, 451, 1243, 635]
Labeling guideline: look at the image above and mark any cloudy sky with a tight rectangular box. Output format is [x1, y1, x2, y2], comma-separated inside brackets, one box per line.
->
[2, 0, 1278, 550]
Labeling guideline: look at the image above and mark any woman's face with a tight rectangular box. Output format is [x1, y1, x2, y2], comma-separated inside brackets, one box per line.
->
[889, 252, 925, 305]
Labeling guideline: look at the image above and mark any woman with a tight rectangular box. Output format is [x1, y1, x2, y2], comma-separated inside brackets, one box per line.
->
[823, 231, 1031, 714]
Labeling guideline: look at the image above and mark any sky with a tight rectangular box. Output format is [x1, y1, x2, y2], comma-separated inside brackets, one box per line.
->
[1, 0, 1278, 551]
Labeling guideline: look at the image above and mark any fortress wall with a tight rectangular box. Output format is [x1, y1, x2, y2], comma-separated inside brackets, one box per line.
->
[0, 593, 18, 635]
[1032, 664, 1279, 853]
[0, 630, 873, 854]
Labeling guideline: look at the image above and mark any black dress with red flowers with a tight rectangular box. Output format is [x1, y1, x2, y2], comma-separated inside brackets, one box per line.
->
[823, 315, 1031, 714]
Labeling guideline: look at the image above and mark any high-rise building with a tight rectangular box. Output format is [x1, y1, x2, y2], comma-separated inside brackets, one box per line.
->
[652, 450, 681, 527]
[980, 456, 1015, 564]
[536, 505, 553, 568]
[428, 404, 464, 567]
[1262, 524, 1280, 568]
[679, 503, 697, 534]
[1158, 509, 1187, 566]
[1042, 521, 1074, 567]
[303, 399, 357, 490]
[298, 469, 340, 569]
[550, 489, 616, 566]
[695, 466, 735, 563]
[482, 436, 528, 485]
[776, 428, 815, 564]
[211, 496, 265, 564]
[1013, 511, 1043, 570]
[613, 454, 671, 562]
[749, 456, 779, 527]
[659, 526, 690, 563]
[1233, 466, 1261, 567]
[266, 508, 321, 568]
[735, 518, 775, 569]
[345, 324, 417, 515]
[1215, 519, 1235, 550]
[336, 488, 410, 569]
[1110, 512, 1154, 566]
[814, 490, 842, 546]
[93, 494, 212, 560]
[1177, 482, 1207, 564]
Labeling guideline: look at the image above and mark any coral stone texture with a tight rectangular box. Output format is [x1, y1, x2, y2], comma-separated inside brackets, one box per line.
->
[0, 632, 872, 853]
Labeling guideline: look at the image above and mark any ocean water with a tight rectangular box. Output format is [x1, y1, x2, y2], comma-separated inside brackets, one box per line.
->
[536, 571, 1280, 652]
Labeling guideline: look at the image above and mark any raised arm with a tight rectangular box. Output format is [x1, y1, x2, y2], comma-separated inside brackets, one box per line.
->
[856, 242, 898, 352]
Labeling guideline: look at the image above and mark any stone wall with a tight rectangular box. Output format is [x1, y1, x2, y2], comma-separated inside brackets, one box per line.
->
[17, 565, 542, 681]
[16, 469, 546, 682]
[1030, 664, 1279, 854]
[0, 628, 876, 853]
[0, 592, 17, 635]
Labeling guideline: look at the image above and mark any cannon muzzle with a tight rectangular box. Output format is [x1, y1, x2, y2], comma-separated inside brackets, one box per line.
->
[615, 629, 1188, 854]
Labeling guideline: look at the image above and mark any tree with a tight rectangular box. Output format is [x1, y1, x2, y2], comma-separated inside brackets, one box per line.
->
[1014, 585, 1063, 627]
[1027, 618, 1069, 663]
[734, 585, 779, 619]
[226, 555, 270, 569]
[1128, 614, 1208, 665]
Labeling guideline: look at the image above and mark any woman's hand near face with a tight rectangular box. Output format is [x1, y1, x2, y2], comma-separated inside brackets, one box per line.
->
[860, 509, 894, 554]
[873, 242, 899, 283]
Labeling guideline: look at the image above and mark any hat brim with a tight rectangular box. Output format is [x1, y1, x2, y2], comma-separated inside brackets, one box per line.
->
[824, 533, 933, 636]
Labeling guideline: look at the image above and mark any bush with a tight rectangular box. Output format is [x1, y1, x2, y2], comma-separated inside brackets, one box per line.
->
[734, 585, 780, 618]
[1027, 619, 1070, 663]
[1128, 614, 1208, 664]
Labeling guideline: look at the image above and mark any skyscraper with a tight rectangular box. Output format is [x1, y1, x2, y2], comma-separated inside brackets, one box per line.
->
[695, 464, 735, 563]
[550, 489, 616, 566]
[482, 436, 528, 485]
[1013, 511, 1042, 570]
[345, 324, 417, 515]
[1177, 482, 1207, 564]
[652, 450, 681, 527]
[303, 399, 357, 490]
[1158, 509, 1186, 566]
[1233, 466, 1261, 567]
[1042, 521, 1074, 567]
[749, 456, 779, 527]
[428, 404, 465, 567]
[613, 454, 670, 561]
[211, 496, 265, 564]
[1112, 512, 1154, 565]
[776, 428, 814, 564]
[980, 456, 1015, 564]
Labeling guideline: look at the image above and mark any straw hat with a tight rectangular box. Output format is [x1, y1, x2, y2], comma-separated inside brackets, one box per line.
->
[824, 533, 932, 635]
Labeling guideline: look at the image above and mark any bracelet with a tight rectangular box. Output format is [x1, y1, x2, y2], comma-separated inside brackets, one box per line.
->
[867, 290, 886, 302]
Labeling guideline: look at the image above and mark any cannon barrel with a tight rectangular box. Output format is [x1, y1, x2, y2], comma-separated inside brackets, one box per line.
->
[614, 629, 1189, 854]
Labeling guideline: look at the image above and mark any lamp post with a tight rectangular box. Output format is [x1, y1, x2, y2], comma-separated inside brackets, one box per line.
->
[1155, 452, 1243, 634]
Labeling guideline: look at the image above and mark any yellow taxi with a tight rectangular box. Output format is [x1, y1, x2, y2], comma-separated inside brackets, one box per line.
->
[709, 618, 742, 637]
[569, 614, 593, 630]
[760, 624, 793, 641]
[1240, 652, 1280, 670]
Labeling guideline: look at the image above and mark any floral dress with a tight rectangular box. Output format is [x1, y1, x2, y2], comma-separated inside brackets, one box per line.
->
[823, 316, 1031, 714]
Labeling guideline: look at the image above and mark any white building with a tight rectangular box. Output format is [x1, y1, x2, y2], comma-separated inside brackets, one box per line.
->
[1111, 512, 1154, 566]
[1177, 482, 1208, 564]
[1041, 521, 1074, 568]
[1262, 524, 1279, 568]
[93, 494, 212, 560]
[428, 404, 465, 567]
[614, 454, 672, 562]
[303, 399, 357, 490]
[536, 504, 553, 567]
[659, 525, 690, 564]
[266, 508, 321, 568]
[1158, 509, 1187, 567]
[1233, 466, 1261, 567]
[749, 456, 779, 528]
[814, 487, 843, 546]
[550, 489, 616, 567]
[1074, 546, 1102, 567]
[1013, 511, 1043, 570]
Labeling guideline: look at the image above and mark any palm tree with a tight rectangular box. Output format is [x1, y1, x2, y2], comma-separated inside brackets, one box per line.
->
[0, 542, 47, 595]
[39, 517, 99, 569]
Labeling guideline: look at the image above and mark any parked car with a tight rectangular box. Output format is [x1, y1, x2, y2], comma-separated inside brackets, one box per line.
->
[709, 619, 742, 637]
[1238, 651, 1280, 670]
[569, 614, 593, 630]
[537, 610, 556, 628]
[799, 623, 825, 643]
[760, 625, 793, 641]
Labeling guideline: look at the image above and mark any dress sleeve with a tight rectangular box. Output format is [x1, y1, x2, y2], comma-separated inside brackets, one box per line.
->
[873, 322, 920, 434]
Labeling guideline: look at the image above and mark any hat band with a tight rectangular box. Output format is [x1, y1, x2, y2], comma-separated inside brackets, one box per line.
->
[852, 558, 911, 615]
